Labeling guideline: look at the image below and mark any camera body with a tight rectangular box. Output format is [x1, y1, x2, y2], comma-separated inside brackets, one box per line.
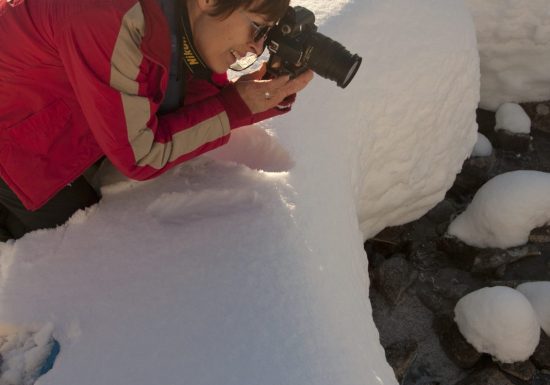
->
[266, 6, 362, 89]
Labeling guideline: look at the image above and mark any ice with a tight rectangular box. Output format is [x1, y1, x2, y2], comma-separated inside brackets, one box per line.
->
[454, 286, 540, 363]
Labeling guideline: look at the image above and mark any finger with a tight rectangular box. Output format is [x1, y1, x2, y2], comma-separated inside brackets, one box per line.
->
[270, 71, 313, 101]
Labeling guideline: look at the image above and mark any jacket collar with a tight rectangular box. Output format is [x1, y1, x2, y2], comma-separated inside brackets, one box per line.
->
[138, 0, 172, 70]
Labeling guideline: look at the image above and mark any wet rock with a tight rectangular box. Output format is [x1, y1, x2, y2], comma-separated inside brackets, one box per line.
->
[434, 314, 482, 369]
[384, 339, 418, 382]
[373, 255, 416, 306]
[498, 360, 537, 382]
[532, 332, 550, 370]
[454, 366, 515, 385]
[493, 130, 531, 153]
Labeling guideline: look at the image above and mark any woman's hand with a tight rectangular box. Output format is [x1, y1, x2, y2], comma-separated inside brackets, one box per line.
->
[234, 69, 314, 114]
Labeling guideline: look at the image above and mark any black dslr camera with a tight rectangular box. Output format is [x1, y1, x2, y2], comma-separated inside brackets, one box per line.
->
[266, 6, 362, 89]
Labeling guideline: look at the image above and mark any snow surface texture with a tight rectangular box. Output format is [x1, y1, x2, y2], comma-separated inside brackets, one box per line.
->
[454, 286, 541, 363]
[471, 133, 492, 157]
[448, 171, 550, 248]
[465, 0, 550, 110]
[284, 0, 479, 239]
[495, 103, 531, 134]
[517, 282, 550, 336]
[0, 324, 55, 385]
[0, 1, 480, 384]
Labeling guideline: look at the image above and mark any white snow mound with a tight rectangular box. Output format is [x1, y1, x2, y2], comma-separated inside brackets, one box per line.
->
[495, 103, 531, 134]
[454, 286, 541, 363]
[516, 282, 550, 336]
[284, 0, 479, 239]
[448, 171, 550, 248]
[465, 0, 550, 110]
[471, 133, 492, 157]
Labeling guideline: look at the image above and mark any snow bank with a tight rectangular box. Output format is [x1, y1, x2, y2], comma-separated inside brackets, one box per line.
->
[448, 171, 550, 248]
[285, 0, 479, 239]
[517, 282, 550, 336]
[465, 0, 550, 110]
[455, 286, 540, 363]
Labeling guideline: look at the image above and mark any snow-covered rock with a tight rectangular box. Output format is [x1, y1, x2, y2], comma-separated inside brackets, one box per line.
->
[517, 282, 550, 336]
[465, 0, 550, 110]
[285, 0, 479, 240]
[454, 286, 541, 363]
[471, 133, 492, 157]
[448, 171, 550, 248]
[495, 103, 531, 134]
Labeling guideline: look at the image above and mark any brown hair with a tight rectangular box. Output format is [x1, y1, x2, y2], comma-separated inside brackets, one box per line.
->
[209, 0, 290, 22]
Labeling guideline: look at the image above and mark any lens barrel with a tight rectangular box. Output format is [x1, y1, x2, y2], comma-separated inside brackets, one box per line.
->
[306, 32, 362, 89]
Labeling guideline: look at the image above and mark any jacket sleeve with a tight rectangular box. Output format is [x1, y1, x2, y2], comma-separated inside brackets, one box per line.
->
[54, 3, 254, 180]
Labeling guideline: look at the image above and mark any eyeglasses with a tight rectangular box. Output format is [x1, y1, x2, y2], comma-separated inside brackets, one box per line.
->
[250, 20, 272, 43]
[229, 14, 274, 71]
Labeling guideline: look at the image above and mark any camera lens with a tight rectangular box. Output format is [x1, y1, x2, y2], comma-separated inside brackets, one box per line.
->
[306, 32, 362, 88]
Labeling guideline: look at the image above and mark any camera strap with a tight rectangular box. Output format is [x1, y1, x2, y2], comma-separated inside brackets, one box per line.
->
[176, 0, 211, 81]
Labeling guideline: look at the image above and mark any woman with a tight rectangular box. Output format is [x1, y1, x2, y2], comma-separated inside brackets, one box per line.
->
[0, 0, 313, 240]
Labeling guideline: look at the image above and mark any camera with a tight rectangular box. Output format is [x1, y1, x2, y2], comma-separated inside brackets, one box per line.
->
[266, 6, 362, 89]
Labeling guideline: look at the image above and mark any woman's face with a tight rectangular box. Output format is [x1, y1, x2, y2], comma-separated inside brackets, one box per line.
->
[189, 0, 274, 73]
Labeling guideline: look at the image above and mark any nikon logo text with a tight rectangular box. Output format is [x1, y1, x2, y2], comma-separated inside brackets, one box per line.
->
[183, 38, 199, 66]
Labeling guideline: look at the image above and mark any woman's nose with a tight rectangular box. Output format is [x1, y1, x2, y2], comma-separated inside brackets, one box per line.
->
[249, 38, 266, 56]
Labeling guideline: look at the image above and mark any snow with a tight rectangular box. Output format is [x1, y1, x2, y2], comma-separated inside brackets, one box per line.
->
[464, 0, 550, 110]
[289, 0, 479, 240]
[0, 0, 481, 384]
[448, 171, 550, 248]
[516, 282, 550, 336]
[471, 133, 492, 157]
[495, 103, 531, 134]
[454, 286, 541, 363]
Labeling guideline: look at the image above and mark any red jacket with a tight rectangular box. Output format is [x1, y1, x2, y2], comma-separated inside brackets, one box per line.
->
[0, 0, 283, 210]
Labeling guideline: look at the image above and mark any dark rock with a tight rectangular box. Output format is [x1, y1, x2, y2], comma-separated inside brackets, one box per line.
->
[472, 245, 541, 273]
[477, 108, 496, 138]
[384, 339, 418, 382]
[366, 226, 406, 256]
[493, 130, 531, 153]
[529, 226, 550, 244]
[521, 101, 550, 134]
[434, 314, 482, 369]
[532, 371, 550, 385]
[454, 366, 515, 385]
[373, 255, 416, 306]
[532, 332, 550, 370]
[431, 268, 483, 300]
[499, 361, 537, 382]
[436, 236, 479, 271]
[425, 199, 457, 226]
[416, 281, 455, 315]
